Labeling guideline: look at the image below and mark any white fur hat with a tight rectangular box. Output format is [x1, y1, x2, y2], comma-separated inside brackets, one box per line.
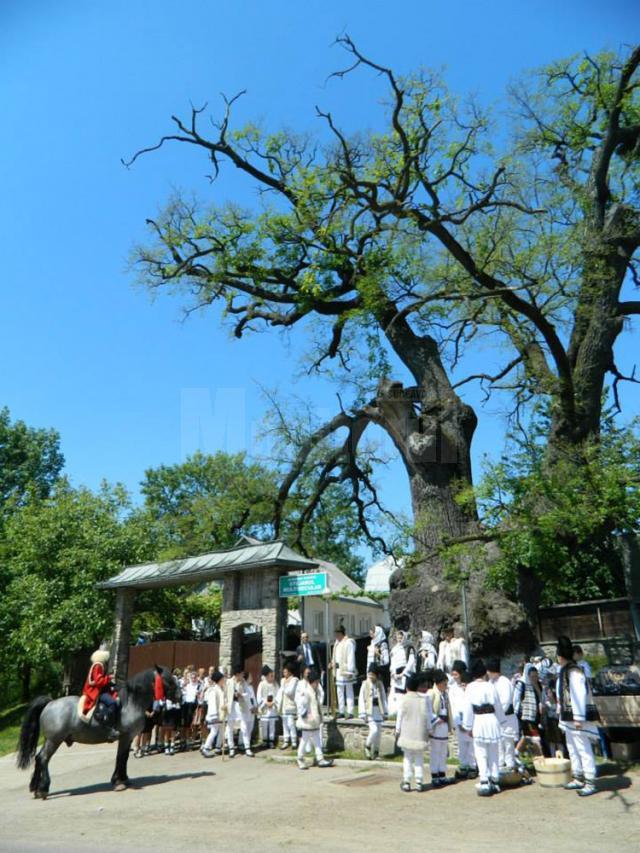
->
[90, 649, 110, 664]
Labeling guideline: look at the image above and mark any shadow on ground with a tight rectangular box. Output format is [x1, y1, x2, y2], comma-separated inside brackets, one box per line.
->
[45, 770, 215, 799]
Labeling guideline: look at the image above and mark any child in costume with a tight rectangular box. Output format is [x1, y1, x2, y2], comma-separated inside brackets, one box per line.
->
[295, 669, 333, 769]
[257, 665, 280, 749]
[358, 663, 388, 759]
[461, 659, 506, 797]
[395, 673, 431, 792]
[427, 669, 454, 787]
[201, 670, 226, 757]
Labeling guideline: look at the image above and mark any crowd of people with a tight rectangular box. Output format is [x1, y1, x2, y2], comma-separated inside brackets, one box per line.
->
[124, 625, 599, 796]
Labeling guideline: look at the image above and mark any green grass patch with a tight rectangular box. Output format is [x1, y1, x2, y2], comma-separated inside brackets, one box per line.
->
[0, 704, 27, 758]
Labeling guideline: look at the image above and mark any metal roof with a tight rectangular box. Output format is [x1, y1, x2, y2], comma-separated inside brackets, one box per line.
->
[97, 540, 319, 591]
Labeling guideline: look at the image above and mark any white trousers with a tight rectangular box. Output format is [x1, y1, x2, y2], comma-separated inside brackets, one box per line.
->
[565, 728, 596, 781]
[337, 682, 354, 714]
[430, 737, 448, 774]
[226, 715, 252, 750]
[500, 736, 516, 770]
[474, 741, 500, 783]
[260, 718, 277, 742]
[402, 748, 424, 783]
[366, 719, 382, 750]
[282, 713, 298, 745]
[298, 729, 323, 760]
[457, 728, 476, 769]
[203, 722, 222, 750]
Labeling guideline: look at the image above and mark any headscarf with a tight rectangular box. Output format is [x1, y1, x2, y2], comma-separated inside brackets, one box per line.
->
[419, 631, 437, 655]
[371, 625, 386, 646]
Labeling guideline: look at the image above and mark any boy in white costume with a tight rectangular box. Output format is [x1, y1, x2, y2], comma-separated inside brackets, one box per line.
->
[395, 673, 431, 792]
[556, 636, 599, 797]
[448, 661, 477, 780]
[277, 660, 299, 749]
[358, 663, 388, 759]
[201, 671, 226, 757]
[295, 669, 333, 769]
[256, 665, 280, 749]
[462, 659, 506, 797]
[486, 657, 519, 772]
[225, 665, 255, 757]
[427, 669, 454, 786]
[331, 625, 357, 718]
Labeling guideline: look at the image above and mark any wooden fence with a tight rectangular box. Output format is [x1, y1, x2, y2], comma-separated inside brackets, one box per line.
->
[128, 640, 219, 676]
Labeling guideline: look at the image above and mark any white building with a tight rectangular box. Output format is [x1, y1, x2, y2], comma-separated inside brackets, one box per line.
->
[288, 559, 384, 641]
[364, 554, 402, 629]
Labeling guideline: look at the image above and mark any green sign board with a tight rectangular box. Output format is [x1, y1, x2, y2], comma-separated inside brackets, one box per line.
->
[279, 572, 328, 598]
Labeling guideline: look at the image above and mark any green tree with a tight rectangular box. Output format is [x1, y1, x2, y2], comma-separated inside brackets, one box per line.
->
[0, 480, 151, 701]
[0, 407, 64, 518]
[125, 41, 640, 640]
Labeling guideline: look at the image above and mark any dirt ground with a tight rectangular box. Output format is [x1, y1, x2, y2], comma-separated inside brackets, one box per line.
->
[0, 743, 637, 852]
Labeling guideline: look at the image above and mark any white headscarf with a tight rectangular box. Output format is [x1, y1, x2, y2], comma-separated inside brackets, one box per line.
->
[371, 625, 386, 646]
[419, 631, 436, 654]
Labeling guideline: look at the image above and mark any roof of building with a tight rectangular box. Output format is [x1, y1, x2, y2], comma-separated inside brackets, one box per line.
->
[364, 554, 401, 593]
[313, 558, 381, 608]
[97, 539, 319, 590]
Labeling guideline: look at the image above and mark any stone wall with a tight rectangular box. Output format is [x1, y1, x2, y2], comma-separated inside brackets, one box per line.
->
[218, 567, 288, 674]
[320, 717, 459, 759]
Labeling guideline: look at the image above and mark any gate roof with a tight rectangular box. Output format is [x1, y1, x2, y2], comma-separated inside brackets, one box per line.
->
[98, 539, 319, 591]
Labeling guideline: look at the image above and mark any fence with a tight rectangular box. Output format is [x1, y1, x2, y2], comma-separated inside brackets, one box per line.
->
[128, 640, 219, 676]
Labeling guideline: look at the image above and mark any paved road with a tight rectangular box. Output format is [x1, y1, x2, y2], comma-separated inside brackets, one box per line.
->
[0, 744, 637, 852]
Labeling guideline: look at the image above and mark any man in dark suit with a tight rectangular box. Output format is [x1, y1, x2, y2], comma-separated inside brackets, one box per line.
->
[296, 632, 322, 674]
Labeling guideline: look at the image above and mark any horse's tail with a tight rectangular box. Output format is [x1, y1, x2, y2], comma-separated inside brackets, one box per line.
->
[16, 696, 51, 769]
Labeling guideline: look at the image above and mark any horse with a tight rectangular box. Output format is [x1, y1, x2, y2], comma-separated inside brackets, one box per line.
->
[16, 665, 180, 798]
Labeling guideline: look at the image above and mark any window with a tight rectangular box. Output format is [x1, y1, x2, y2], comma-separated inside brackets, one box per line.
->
[313, 611, 324, 636]
[359, 616, 371, 636]
[350, 614, 356, 635]
[334, 613, 346, 630]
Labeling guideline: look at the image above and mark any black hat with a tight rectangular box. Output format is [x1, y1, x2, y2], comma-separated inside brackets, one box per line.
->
[212, 670, 224, 683]
[556, 636, 573, 660]
[335, 625, 346, 636]
[451, 659, 468, 674]
[307, 668, 320, 683]
[470, 658, 487, 679]
[416, 670, 434, 688]
[232, 663, 244, 675]
[261, 665, 273, 676]
[368, 663, 380, 675]
[486, 657, 501, 674]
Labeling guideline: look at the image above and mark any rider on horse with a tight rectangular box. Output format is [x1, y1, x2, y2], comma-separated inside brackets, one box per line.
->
[81, 647, 120, 740]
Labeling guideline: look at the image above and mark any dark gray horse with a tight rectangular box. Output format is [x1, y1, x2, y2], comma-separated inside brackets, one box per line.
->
[16, 665, 180, 798]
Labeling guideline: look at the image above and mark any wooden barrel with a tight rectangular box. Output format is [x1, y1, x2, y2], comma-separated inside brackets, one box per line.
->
[533, 753, 572, 788]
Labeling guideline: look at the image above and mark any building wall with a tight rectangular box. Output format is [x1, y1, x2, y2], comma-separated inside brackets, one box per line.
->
[302, 597, 384, 640]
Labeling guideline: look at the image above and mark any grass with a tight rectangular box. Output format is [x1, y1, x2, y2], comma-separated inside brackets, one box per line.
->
[0, 704, 26, 759]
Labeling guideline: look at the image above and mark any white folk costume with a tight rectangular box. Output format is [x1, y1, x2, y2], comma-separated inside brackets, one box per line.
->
[491, 673, 519, 770]
[358, 677, 388, 758]
[395, 691, 431, 789]
[437, 636, 469, 674]
[225, 676, 255, 755]
[449, 678, 476, 776]
[557, 660, 599, 794]
[427, 685, 454, 784]
[462, 678, 506, 795]
[257, 676, 280, 747]
[366, 626, 390, 672]
[277, 674, 299, 747]
[202, 680, 226, 752]
[416, 631, 437, 672]
[389, 638, 416, 715]
[296, 679, 331, 767]
[333, 635, 357, 716]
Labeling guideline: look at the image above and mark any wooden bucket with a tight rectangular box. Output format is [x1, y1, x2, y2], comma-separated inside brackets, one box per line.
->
[533, 751, 572, 788]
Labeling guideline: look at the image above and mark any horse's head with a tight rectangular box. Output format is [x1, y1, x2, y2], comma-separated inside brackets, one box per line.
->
[155, 664, 181, 703]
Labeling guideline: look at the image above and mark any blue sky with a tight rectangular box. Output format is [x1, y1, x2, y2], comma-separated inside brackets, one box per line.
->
[1, 1, 639, 536]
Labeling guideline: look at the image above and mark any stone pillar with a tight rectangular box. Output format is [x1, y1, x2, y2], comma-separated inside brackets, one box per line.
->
[111, 587, 135, 686]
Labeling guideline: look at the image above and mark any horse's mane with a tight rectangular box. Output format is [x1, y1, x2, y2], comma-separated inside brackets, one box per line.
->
[123, 665, 171, 703]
